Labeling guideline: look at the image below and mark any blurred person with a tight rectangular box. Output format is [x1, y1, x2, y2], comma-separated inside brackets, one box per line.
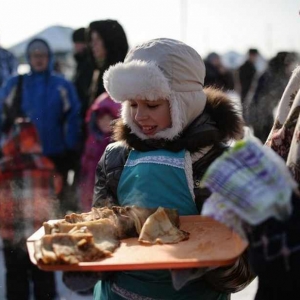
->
[0, 38, 82, 215]
[202, 67, 300, 299]
[72, 27, 94, 121]
[71, 27, 95, 203]
[204, 52, 235, 91]
[238, 48, 259, 107]
[0, 119, 61, 300]
[0, 42, 18, 88]
[201, 138, 300, 300]
[79, 92, 120, 212]
[248, 51, 298, 143]
[53, 59, 64, 76]
[87, 19, 128, 106]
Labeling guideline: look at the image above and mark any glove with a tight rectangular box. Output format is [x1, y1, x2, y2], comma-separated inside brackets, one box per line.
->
[63, 271, 113, 292]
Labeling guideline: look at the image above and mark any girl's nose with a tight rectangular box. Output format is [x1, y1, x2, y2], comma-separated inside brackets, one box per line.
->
[135, 108, 148, 121]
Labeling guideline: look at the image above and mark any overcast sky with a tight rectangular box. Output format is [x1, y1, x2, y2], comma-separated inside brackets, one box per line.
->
[1, 0, 300, 58]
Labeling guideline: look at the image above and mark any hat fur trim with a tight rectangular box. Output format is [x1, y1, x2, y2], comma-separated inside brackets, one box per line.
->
[103, 60, 171, 102]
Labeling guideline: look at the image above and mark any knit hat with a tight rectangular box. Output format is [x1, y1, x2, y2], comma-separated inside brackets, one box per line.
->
[27, 39, 50, 56]
[103, 38, 207, 140]
[72, 27, 86, 43]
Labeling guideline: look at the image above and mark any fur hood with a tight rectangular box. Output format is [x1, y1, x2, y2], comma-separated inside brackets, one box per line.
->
[113, 87, 244, 153]
[104, 38, 207, 140]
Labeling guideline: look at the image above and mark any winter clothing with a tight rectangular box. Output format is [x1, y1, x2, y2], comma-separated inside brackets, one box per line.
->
[73, 48, 94, 122]
[0, 120, 59, 300]
[0, 38, 81, 156]
[72, 27, 86, 43]
[80, 92, 120, 211]
[201, 138, 300, 300]
[248, 52, 298, 142]
[92, 89, 252, 298]
[3, 241, 57, 300]
[201, 66, 300, 299]
[104, 38, 207, 141]
[93, 88, 243, 210]
[63, 38, 252, 299]
[72, 27, 94, 121]
[0, 120, 60, 243]
[89, 39, 253, 300]
[204, 53, 234, 91]
[239, 60, 256, 103]
[87, 19, 128, 103]
[201, 138, 297, 237]
[0, 46, 18, 88]
[27, 40, 50, 55]
[266, 66, 300, 177]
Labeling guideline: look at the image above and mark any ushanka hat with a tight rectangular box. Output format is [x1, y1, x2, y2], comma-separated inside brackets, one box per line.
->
[103, 38, 207, 140]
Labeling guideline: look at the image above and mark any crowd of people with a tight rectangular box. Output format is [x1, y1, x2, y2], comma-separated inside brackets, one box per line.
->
[0, 18, 299, 300]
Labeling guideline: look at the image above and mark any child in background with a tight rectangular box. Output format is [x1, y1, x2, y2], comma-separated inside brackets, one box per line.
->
[80, 92, 120, 211]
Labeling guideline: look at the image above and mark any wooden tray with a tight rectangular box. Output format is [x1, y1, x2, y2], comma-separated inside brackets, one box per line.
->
[27, 215, 248, 271]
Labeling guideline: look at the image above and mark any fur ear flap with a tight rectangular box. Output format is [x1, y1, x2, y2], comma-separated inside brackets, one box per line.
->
[103, 60, 171, 102]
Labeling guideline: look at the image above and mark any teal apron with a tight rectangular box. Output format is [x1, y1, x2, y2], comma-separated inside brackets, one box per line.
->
[94, 149, 227, 300]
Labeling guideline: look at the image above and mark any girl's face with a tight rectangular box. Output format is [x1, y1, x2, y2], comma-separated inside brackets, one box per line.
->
[90, 31, 106, 60]
[97, 113, 113, 134]
[129, 99, 172, 136]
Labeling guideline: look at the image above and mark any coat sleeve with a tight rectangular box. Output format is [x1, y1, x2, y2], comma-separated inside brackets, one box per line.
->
[0, 76, 19, 133]
[92, 149, 119, 208]
[62, 80, 81, 150]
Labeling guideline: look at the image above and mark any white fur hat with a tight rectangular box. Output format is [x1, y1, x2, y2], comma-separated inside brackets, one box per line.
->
[103, 38, 207, 140]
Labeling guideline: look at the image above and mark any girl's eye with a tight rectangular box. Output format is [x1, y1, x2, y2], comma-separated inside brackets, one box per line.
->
[130, 103, 137, 108]
[147, 104, 159, 109]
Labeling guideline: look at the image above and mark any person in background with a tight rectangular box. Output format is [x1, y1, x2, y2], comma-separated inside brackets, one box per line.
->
[201, 138, 300, 300]
[238, 48, 259, 117]
[0, 119, 60, 300]
[80, 92, 120, 212]
[87, 19, 128, 106]
[204, 52, 235, 92]
[0, 38, 81, 215]
[201, 66, 300, 299]
[248, 51, 298, 143]
[71, 27, 95, 201]
[72, 27, 94, 122]
[64, 38, 254, 299]
[0, 42, 18, 88]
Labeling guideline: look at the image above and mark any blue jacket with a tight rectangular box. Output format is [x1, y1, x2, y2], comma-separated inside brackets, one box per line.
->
[0, 39, 81, 156]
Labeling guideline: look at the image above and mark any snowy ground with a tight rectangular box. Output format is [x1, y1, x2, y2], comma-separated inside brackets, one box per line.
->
[0, 237, 257, 300]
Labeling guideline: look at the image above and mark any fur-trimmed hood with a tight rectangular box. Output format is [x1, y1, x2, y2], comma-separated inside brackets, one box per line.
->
[104, 38, 207, 140]
[113, 87, 244, 153]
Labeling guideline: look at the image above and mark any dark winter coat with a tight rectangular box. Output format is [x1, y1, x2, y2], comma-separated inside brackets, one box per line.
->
[238, 60, 256, 103]
[248, 52, 297, 142]
[92, 88, 254, 294]
[73, 48, 94, 118]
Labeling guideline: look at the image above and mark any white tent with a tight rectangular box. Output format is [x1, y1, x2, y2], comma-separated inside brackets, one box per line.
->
[9, 25, 74, 58]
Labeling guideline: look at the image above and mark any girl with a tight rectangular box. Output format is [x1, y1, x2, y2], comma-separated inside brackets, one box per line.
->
[80, 92, 120, 211]
[91, 38, 254, 299]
